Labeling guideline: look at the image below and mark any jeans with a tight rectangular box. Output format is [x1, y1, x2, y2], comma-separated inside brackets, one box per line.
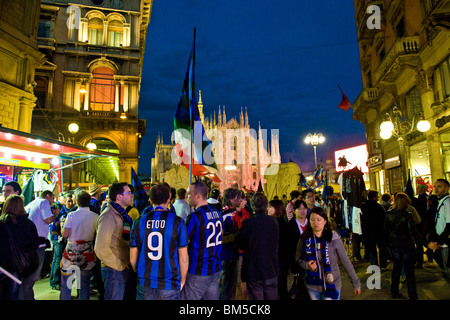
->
[307, 288, 341, 300]
[0, 271, 21, 300]
[50, 240, 64, 288]
[181, 271, 221, 300]
[390, 247, 417, 299]
[60, 268, 91, 300]
[219, 259, 239, 300]
[101, 267, 130, 300]
[136, 285, 180, 300]
[19, 247, 46, 300]
[366, 235, 387, 268]
[246, 276, 278, 300]
[441, 246, 449, 278]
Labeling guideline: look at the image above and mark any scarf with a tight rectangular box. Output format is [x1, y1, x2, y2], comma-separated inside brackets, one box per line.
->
[302, 234, 338, 299]
[109, 201, 133, 241]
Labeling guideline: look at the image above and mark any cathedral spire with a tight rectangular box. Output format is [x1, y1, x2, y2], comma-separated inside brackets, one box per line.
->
[245, 107, 249, 127]
[223, 105, 226, 124]
[218, 105, 222, 126]
[240, 107, 244, 127]
[198, 90, 205, 124]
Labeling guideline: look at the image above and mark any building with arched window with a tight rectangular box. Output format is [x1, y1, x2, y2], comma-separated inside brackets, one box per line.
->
[32, 0, 152, 185]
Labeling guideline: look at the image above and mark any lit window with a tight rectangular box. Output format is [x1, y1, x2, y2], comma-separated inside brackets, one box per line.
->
[90, 66, 115, 111]
[88, 17, 104, 45]
[107, 20, 123, 47]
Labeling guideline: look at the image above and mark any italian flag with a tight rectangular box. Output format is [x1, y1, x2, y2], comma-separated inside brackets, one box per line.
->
[173, 29, 221, 183]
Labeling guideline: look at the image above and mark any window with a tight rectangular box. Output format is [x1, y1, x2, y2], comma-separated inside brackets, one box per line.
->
[34, 78, 48, 109]
[406, 86, 423, 119]
[434, 56, 450, 102]
[107, 19, 123, 47]
[38, 20, 52, 38]
[90, 67, 115, 111]
[395, 17, 406, 38]
[88, 17, 104, 45]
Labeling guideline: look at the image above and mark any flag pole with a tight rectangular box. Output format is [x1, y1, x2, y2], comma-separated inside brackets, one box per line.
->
[189, 28, 196, 185]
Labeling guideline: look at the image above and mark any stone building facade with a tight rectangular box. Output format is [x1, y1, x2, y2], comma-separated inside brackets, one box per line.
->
[30, 0, 152, 184]
[352, 0, 450, 194]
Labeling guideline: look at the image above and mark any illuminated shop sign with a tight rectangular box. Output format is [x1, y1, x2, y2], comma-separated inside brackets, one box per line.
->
[0, 157, 20, 166]
[335, 144, 369, 173]
[0, 157, 50, 170]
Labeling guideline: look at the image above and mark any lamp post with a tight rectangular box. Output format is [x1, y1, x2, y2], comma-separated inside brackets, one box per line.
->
[379, 106, 430, 150]
[379, 106, 430, 189]
[305, 133, 325, 168]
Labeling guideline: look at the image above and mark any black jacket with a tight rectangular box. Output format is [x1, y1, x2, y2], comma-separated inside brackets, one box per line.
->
[361, 200, 386, 237]
[235, 214, 279, 282]
[383, 209, 424, 251]
[0, 214, 40, 272]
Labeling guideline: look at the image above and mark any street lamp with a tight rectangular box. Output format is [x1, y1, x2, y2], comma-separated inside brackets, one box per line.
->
[305, 133, 325, 168]
[379, 106, 430, 147]
[379, 106, 431, 190]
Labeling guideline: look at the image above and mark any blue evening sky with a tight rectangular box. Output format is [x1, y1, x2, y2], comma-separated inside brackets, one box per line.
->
[138, 0, 367, 174]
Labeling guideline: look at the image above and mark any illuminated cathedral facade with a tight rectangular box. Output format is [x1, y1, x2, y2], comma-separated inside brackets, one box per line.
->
[151, 91, 281, 192]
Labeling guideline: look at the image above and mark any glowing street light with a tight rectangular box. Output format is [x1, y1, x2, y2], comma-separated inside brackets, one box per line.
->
[305, 132, 325, 168]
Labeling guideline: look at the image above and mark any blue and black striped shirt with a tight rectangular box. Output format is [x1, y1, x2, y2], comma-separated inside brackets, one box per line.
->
[185, 205, 223, 276]
[129, 208, 188, 290]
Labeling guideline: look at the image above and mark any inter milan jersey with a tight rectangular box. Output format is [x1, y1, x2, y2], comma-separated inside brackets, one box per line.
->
[129, 209, 188, 290]
[185, 205, 223, 276]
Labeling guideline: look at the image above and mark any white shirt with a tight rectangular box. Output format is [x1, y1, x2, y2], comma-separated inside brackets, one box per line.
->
[173, 199, 191, 220]
[63, 207, 98, 242]
[26, 198, 53, 240]
[436, 195, 450, 248]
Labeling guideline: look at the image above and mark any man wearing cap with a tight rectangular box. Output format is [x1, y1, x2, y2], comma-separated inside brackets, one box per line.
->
[89, 183, 102, 214]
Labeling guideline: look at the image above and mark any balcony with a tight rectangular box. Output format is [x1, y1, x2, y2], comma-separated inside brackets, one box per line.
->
[352, 88, 380, 123]
[375, 36, 420, 82]
[64, 42, 140, 60]
[37, 37, 56, 51]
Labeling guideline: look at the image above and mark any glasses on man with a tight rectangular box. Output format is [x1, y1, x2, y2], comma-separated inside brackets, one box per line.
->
[121, 192, 133, 195]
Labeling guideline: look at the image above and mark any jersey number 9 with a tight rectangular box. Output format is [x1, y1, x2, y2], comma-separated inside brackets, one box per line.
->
[147, 231, 163, 260]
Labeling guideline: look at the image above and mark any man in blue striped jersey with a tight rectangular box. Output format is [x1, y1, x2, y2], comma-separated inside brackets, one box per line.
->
[181, 181, 224, 300]
[129, 183, 189, 300]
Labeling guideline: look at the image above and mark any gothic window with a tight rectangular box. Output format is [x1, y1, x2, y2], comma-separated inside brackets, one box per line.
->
[107, 19, 123, 47]
[88, 17, 104, 45]
[90, 66, 115, 111]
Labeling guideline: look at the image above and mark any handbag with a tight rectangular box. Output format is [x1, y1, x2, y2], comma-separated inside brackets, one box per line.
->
[5, 224, 39, 278]
[288, 273, 310, 301]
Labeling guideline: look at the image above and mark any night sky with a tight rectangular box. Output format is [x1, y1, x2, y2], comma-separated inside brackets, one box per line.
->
[137, 0, 367, 175]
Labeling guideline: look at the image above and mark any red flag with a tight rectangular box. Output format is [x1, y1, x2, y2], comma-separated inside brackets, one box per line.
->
[338, 86, 351, 111]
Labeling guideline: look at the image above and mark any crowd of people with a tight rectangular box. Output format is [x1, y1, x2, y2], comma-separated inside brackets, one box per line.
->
[0, 177, 448, 301]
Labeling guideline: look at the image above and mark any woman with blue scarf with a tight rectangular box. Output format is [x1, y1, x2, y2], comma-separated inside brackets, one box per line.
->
[296, 207, 361, 300]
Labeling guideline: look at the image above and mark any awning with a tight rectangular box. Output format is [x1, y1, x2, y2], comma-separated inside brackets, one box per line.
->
[0, 126, 116, 161]
[0, 126, 118, 185]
